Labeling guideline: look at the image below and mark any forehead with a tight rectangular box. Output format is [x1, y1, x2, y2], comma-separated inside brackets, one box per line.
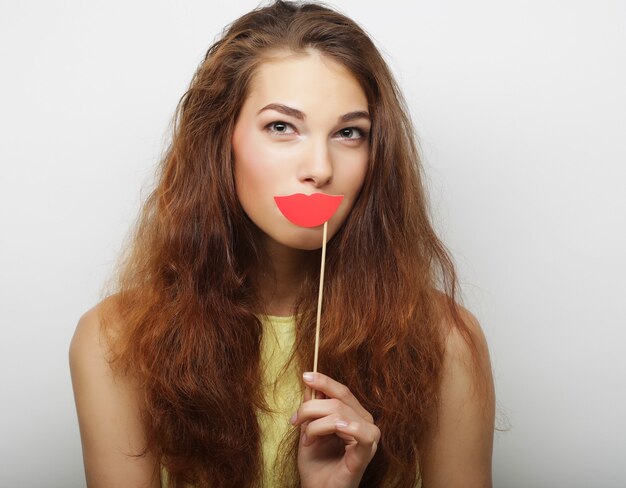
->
[243, 50, 368, 112]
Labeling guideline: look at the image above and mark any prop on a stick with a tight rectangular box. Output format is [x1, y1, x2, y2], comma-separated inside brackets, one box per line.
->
[274, 193, 343, 399]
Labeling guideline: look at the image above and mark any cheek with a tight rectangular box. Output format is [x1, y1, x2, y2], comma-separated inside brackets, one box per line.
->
[338, 151, 368, 198]
[326, 152, 368, 235]
[235, 155, 269, 197]
[233, 128, 274, 198]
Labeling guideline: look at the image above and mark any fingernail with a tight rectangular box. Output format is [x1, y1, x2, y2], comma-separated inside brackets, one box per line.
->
[289, 412, 297, 425]
[303, 372, 315, 382]
[335, 419, 349, 428]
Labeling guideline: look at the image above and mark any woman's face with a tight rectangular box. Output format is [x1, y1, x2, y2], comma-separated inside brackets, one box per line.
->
[232, 50, 370, 251]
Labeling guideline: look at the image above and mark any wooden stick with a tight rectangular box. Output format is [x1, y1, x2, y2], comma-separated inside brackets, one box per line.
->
[311, 221, 328, 400]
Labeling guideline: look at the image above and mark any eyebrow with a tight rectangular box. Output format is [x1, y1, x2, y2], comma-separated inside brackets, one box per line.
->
[257, 103, 371, 123]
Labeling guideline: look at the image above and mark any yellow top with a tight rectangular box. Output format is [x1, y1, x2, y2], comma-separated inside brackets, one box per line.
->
[256, 314, 303, 486]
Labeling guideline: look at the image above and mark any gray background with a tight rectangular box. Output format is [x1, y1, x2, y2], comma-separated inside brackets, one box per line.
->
[1, 0, 624, 486]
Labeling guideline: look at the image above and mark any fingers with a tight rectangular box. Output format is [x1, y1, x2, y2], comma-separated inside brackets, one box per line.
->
[292, 398, 351, 428]
[337, 420, 381, 470]
[302, 372, 373, 422]
[292, 398, 377, 446]
[296, 372, 379, 463]
[295, 373, 380, 476]
[302, 414, 380, 445]
[303, 385, 327, 402]
[302, 416, 381, 462]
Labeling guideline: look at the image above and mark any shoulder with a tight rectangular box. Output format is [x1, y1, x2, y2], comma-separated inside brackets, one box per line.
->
[70, 301, 111, 387]
[70, 301, 107, 364]
[421, 297, 495, 487]
[431, 292, 491, 373]
[443, 305, 490, 375]
[69, 297, 124, 380]
[69, 298, 160, 487]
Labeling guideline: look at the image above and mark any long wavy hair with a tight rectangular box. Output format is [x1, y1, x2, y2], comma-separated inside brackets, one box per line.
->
[101, 1, 483, 487]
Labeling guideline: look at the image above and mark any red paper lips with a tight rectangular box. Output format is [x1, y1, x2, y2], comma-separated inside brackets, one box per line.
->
[274, 193, 344, 228]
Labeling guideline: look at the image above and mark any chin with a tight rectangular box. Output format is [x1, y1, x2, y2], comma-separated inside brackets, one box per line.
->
[277, 227, 326, 251]
[252, 213, 347, 252]
[259, 221, 338, 251]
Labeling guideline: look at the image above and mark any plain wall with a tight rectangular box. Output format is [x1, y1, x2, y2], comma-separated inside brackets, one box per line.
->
[1, 1, 624, 486]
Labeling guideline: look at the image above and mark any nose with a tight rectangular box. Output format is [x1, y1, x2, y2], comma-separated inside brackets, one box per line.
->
[297, 137, 333, 188]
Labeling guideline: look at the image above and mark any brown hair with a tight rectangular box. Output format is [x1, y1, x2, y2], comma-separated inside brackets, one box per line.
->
[101, 1, 482, 487]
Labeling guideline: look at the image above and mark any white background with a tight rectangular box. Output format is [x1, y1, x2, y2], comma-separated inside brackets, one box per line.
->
[1, 1, 624, 486]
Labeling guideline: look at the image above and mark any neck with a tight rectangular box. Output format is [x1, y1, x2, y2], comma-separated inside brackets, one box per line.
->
[255, 235, 309, 317]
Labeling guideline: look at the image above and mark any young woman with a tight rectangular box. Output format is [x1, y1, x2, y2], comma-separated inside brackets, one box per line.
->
[70, 1, 495, 487]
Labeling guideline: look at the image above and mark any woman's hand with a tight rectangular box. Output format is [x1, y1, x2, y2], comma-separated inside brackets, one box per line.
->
[291, 372, 381, 488]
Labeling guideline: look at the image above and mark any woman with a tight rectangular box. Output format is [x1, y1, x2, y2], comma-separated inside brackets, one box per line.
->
[70, 1, 495, 487]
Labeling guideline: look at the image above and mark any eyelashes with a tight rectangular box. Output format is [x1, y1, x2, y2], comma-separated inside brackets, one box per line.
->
[265, 122, 296, 136]
[264, 121, 368, 140]
[337, 127, 367, 140]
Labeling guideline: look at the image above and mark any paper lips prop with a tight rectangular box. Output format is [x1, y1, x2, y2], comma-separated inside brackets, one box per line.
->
[274, 193, 344, 228]
[273, 192, 344, 398]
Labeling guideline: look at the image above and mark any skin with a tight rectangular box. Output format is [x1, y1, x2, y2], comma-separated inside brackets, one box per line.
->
[70, 303, 161, 488]
[70, 50, 495, 488]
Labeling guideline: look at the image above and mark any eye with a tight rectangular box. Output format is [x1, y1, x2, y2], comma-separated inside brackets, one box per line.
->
[265, 121, 296, 136]
[336, 127, 367, 140]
